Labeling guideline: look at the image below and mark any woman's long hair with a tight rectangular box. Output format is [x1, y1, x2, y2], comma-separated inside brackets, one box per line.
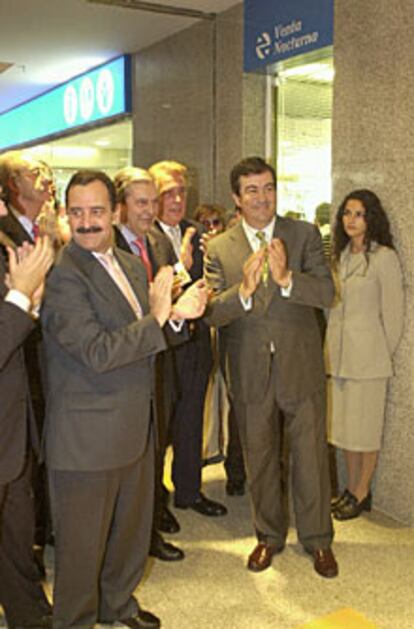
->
[332, 189, 394, 262]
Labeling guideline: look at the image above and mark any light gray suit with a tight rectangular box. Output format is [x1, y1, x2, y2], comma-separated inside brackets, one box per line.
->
[41, 240, 169, 627]
[205, 217, 335, 550]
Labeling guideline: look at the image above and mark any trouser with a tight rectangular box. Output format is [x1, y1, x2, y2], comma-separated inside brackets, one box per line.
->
[171, 330, 212, 504]
[0, 454, 51, 626]
[49, 432, 154, 629]
[233, 355, 333, 551]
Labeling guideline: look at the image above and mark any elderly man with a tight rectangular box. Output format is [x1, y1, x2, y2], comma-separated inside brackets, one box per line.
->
[204, 157, 338, 579]
[41, 169, 206, 628]
[0, 185, 54, 629]
[149, 160, 226, 518]
[0, 151, 55, 566]
[113, 166, 184, 561]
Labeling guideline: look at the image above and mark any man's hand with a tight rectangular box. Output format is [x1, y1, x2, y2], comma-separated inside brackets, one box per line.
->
[7, 237, 54, 301]
[171, 279, 208, 320]
[239, 249, 266, 300]
[268, 238, 292, 288]
[200, 230, 217, 255]
[149, 266, 174, 327]
[179, 226, 196, 270]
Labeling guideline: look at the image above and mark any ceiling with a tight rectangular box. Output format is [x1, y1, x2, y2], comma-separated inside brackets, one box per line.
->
[0, 0, 238, 115]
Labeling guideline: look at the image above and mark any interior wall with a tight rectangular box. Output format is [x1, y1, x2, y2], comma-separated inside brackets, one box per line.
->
[332, 0, 414, 524]
[132, 3, 267, 211]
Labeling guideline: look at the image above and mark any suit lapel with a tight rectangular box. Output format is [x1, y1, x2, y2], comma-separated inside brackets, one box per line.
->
[0, 209, 33, 245]
[67, 241, 143, 321]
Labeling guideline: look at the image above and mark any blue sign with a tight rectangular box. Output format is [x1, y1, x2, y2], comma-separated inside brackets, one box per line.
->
[244, 0, 333, 72]
[0, 56, 132, 151]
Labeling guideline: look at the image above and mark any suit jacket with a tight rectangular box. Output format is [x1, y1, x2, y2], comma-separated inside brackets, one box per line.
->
[0, 208, 45, 434]
[204, 217, 335, 406]
[0, 260, 35, 485]
[153, 217, 204, 281]
[325, 243, 404, 379]
[41, 240, 169, 472]
[113, 224, 176, 272]
[0, 208, 33, 246]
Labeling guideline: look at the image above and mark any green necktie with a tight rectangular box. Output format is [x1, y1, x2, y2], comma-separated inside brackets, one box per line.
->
[256, 230, 269, 287]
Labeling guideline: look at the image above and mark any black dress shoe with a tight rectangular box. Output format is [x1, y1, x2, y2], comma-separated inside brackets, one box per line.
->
[158, 506, 180, 534]
[330, 489, 351, 511]
[175, 492, 228, 517]
[120, 608, 160, 628]
[226, 479, 245, 496]
[150, 535, 184, 561]
[334, 491, 372, 521]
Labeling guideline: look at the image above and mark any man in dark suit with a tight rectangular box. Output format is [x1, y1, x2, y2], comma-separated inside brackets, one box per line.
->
[113, 166, 184, 562]
[149, 160, 226, 517]
[41, 170, 206, 628]
[204, 157, 338, 578]
[0, 152, 55, 566]
[0, 184, 53, 628]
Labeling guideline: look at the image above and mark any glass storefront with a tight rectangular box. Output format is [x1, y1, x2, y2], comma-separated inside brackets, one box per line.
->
[275, 47, 333, 222]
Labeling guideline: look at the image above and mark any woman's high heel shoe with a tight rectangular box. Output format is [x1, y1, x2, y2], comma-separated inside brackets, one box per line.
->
[334, 491, 372, 521]
[331, 489, 351, 512]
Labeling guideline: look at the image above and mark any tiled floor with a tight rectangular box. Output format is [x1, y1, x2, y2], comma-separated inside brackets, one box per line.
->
[2, 461, 413, 628]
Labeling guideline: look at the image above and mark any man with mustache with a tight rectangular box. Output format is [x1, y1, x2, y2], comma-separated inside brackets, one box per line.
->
[41, 169, 206, 628]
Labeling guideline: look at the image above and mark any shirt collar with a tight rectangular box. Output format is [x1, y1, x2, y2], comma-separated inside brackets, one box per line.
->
[242, 216, 276, 249]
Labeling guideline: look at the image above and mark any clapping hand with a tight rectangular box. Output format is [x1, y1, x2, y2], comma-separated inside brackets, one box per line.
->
[171, 279, 208, 320]
[150, 266, 174, 327]
[268, 238, 292, 288]
[239, 248, 266, 300]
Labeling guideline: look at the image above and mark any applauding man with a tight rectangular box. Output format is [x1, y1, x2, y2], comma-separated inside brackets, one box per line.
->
[204, 157, 338, 579]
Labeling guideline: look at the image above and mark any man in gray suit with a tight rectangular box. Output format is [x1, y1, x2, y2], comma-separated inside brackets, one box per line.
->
[41, 170, 206, 628]
[204, 157, 338, 578]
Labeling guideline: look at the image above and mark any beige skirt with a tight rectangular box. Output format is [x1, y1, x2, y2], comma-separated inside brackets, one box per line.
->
[327, 376, 388, 451]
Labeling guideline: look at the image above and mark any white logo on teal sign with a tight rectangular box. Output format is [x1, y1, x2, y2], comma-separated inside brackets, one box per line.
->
[97, 68, 114, 115]
[63, 85, 78, 125]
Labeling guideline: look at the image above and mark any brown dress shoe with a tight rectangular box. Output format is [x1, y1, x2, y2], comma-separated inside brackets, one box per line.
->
[311, 548, 338, 578]
[247, 542, 283, 572]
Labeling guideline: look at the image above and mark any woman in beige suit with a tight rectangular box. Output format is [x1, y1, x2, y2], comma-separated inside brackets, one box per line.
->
[325, 189, 404, 520]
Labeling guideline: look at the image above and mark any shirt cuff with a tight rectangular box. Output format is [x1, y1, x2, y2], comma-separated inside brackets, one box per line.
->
[173, 261, 192, 287]
[4, 289, 31, 313]
[280, 278, 293, 298]
[168, 319, 185, 332]
[239, 292, 252, 311]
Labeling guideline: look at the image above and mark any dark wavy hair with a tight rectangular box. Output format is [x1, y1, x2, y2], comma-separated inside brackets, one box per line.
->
[332, 189, 394, 262]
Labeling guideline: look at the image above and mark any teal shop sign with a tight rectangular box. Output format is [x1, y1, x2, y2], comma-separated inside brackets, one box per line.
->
[244, 0, 333, 72]
[0, 55, 132, 151]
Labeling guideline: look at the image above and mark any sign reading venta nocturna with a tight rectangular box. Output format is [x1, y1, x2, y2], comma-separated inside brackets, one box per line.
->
[244, 0, 333, 72]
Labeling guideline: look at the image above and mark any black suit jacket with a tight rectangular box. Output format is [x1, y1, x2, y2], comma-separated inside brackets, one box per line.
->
[0, 260, 36, 485]
[0, 209, 33, 246]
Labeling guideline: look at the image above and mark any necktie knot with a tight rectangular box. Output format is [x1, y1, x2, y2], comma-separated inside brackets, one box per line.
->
[256, 230, 267, 246]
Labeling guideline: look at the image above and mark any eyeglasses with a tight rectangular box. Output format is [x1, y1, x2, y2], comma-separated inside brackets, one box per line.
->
[201, 218, 222, 229]
[343, 209, 366, 219]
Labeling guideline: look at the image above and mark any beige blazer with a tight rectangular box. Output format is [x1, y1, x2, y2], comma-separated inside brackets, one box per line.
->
[325, 243, 404, 379]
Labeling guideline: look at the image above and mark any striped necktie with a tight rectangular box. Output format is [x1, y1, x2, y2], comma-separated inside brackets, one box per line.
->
[255, 230, 269, 287]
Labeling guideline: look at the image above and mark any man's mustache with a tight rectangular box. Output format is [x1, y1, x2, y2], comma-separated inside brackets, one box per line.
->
[76, 226, 103, 234]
